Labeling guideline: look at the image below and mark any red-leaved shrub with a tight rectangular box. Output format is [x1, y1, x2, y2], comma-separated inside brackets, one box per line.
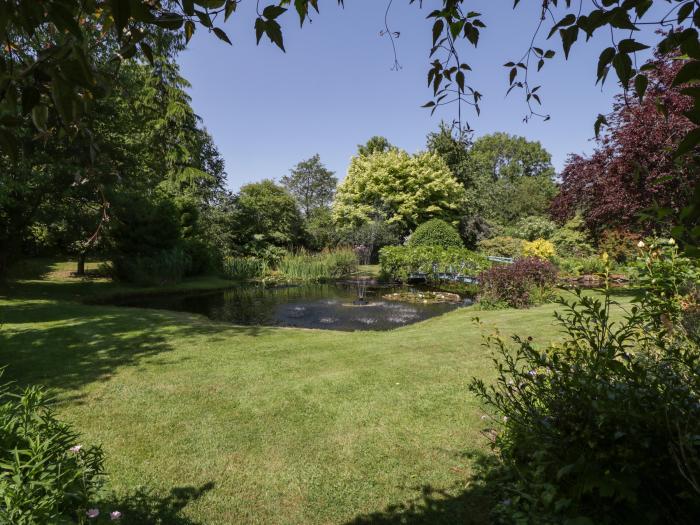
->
[478, 257, 558, 308]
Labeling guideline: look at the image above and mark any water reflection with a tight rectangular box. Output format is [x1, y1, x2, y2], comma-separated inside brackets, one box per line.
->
[112, 283, 464, 331]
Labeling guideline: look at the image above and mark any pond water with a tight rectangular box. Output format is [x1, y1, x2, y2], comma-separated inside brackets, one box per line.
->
[112, 283, 471, 331]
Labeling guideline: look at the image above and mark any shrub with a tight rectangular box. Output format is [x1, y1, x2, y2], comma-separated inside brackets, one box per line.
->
[181, 238, 214, 276]
[515, 215, 557, 241]
[222, 257, 267, 281]
[112, 246, 191, 286]
[478, 257, 558, 309]
[598, 229, 642, 264]
[0, 377, 108, 524]
[408, 219, 463, 249]
[379, 245, 489, 282]
[555, 255, 608, 276]
[522, 238, 556, 260]
[550, 215, 595, 257]
[470, 270, 700, 524]
[477, 236, 525, 258]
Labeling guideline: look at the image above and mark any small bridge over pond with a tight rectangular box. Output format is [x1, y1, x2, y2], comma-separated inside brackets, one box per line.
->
[407, 256, 514, 284]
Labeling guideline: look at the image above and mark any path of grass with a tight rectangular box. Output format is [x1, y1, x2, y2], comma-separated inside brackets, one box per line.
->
[0, 261, 633, 524]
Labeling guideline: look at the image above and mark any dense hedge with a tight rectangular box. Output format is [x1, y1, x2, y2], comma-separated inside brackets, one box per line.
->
[379, 245, 489, 281]
[408, 219, 463, 249]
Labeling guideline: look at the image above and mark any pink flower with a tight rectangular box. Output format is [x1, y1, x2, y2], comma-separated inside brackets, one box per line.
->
[110, 510, 122, 520]
[69, 445, 82, 454]
[86, 508, 100, 519]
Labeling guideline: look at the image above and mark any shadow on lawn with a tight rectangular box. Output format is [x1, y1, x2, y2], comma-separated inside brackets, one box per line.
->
[101, 482, 215, 525]
[0, 298, 271, 394]
[346, 453, 498, 525]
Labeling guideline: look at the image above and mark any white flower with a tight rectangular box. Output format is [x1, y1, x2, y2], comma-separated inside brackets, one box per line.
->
[69, 445, 82, 454]
[110, 510, 122, 520]
[86, 508, 100, 519]
[669, 238, 675, 245]
[637, 240, 645, 248]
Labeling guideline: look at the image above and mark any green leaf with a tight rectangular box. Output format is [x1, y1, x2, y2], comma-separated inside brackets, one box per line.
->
[184, 20, 196, 43]
[673, 127, 700, 158]
[634, 73, 648, 102]
[31, 105, 49, 131]
[617, 39, 649, 54]
[597, 47, 615, 83]
[213, 27, 232, 45]
[672, 60, 700, 86]
[612, 52, 633, 87]
[262, 5, 287, 20]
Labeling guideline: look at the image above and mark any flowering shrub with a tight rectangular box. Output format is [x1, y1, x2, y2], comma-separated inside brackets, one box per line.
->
[478, 257, 558, 309]
[0, 376, 119, 524]
[379, 245, 489, 281]
[408, 218, 463, 249]
[470, 252, 700, 524]
[636, 238, 699, 340]
[522, 238, 556, 260]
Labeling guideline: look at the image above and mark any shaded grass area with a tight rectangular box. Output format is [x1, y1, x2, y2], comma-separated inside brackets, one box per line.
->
[0, 261, 635, 524]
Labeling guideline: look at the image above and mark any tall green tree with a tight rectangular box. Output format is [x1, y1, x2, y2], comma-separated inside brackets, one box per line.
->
[333, 149, 466, 236]
[229, 180, 305, 255]
[281, 154, 337, 219]
[466, 133, 558, 226]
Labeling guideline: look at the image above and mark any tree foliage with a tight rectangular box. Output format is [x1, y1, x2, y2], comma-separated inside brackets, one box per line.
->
[551, 55, 698, 246]
[332, 149, 466, 235]
[281, 154, 337, 218]
[356, 136, 394, 156]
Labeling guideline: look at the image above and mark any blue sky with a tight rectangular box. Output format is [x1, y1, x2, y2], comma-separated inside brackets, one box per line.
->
[178, 1, 664, 191]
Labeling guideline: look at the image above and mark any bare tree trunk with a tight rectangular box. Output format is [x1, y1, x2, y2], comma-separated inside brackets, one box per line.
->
[76, 253, 86, 276]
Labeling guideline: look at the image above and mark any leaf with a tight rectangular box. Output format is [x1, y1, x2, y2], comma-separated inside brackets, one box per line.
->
[184, 20, 196, 43]
[140, 42, 154, 64]
[262, 5, 287, 20]
[224, 0, 237, 21]
[509, 67, 517, 85]
[594, 113, 608, 138]
[672, 60, 700, 86]
[634, 73, 648, 102]
[31, 105, 49, 131]
[213, 27, 232, 45]
[597, 47, 615, 83]
[612, 52, 633, 87]
[560, 26, 579, 59]
[617, 39, 649, 54]
[673, 127, 700, 158]
[432, 19, 444, 46]
[109, 0, 131, 33]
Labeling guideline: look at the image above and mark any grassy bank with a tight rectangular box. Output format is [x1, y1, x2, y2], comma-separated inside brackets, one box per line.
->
[0, 262, 634, 524]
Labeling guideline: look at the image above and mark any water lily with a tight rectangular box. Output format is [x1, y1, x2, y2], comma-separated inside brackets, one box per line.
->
[86, 508, 100, 519]
[110, 510, 122, 520]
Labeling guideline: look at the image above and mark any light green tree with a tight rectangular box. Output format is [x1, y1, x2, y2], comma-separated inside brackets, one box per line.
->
[332, 150, 466, 236]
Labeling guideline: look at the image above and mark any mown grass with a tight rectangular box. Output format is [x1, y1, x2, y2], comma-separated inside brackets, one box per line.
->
[0, 260, 634, 524]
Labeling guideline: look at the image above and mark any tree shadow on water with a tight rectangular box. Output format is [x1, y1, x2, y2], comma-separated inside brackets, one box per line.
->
[345, 453, 499, 525]
[99, 482, 215, 525]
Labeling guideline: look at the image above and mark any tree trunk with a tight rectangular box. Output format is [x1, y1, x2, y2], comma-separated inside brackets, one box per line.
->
[76, 253, 86, 276]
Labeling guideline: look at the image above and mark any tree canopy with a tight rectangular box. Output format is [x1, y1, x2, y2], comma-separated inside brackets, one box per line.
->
[281, 154, 337, 219]
[332, 149, 466, 235]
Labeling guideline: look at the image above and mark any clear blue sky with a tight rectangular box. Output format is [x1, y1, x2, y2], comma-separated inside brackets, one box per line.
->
[178, 1, 664, 191]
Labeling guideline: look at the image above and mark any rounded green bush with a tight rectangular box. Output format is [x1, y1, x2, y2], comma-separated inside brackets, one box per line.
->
[408, 219, 463, 249]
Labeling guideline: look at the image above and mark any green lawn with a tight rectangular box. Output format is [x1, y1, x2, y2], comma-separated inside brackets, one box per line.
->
[0, 261, 632, 524]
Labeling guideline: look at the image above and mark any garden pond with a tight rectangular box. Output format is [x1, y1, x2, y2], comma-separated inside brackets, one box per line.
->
[111, 282, 473, 331]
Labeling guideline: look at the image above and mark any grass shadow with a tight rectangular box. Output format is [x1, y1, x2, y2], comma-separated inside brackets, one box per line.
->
[345, 453, 499, 525]
[99, 482, 215, 525]
[0, 298, 271, 394]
